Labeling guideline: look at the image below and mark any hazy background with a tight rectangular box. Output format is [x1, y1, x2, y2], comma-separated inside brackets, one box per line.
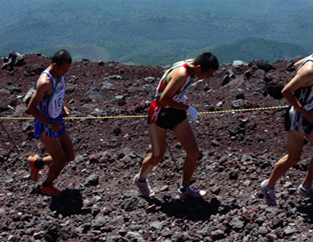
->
[0, 0, 312, 66]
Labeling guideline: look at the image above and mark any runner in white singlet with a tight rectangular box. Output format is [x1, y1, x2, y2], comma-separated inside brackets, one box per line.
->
[27, 50, 75, 197]
[261, 54, 313, 206]
[34, 70, 66, 138]
[134, 52, 219, 199]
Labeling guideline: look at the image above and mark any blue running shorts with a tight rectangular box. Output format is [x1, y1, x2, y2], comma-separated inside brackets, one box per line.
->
[35, 114, 66, 139]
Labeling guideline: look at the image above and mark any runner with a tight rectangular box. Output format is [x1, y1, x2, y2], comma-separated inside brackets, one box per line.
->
[134, 52, 219, 199]
[27, 50, 75, 196]
[261, 54, 313, 205]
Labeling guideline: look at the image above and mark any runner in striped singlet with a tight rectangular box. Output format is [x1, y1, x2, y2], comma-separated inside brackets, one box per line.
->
[27, 50, 75, 197]
[261, 54, 313, 206]
[134, 52, 219, 199]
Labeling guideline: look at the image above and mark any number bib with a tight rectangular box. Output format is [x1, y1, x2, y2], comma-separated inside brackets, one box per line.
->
[48, 81, 65, 118]
[37, 70, 66, 119]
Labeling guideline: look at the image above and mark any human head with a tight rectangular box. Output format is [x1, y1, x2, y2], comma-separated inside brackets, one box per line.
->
[194, 52, 219, 73]
[52, 50, 72, 67]
[51, 50, 72, 76]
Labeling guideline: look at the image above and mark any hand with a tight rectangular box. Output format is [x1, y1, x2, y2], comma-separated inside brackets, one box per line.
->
[187, 106, 198, 121]
[303, 110, 313, 123]
[62, 105, 70, 117]
[51, 121, 63, 132]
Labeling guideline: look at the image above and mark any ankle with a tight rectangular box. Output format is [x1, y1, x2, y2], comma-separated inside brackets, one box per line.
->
[136, 174, 146, 183]
[35, 158, 45, 169]
[179, 185, 189, 193]
[302, 184, 311, 189]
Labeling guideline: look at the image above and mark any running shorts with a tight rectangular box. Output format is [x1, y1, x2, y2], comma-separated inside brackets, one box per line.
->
[148, 101, 186, 130]
[284, 105, 313, 134]
[35, 114, 66, 139]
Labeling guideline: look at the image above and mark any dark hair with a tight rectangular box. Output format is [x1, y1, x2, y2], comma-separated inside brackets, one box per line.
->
[194, 52, 219, 72]
[52, 50, 72, 66]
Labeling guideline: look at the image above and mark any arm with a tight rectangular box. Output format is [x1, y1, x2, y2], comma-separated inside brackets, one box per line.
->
[27, 74, 62, 132]
[62, 104, 70, 117]
[158, 67, 190, 111]
[282, 64, 313, 122]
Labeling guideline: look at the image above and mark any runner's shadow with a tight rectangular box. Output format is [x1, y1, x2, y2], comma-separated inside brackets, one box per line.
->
[144, 195, 240, 222]
[49, 189, 91, 216]
[30, 186, 91, 216]
[296, 201, 313, 224]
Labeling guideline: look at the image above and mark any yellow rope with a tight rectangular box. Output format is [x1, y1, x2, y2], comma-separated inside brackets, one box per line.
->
[0, 105, 289, 120]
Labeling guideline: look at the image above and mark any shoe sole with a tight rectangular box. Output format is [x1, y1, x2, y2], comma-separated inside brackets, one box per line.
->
[41, 189, 61, 197]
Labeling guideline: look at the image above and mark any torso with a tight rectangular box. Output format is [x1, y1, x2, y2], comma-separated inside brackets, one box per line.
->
[155, 59, 195, 107]
[37, 70, 66, 119]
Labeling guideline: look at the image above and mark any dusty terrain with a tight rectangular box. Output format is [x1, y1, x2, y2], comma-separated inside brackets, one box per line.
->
[1, 51, 313, 242]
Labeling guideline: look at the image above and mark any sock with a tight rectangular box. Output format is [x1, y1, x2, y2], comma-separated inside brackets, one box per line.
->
[35, 158, 45, 169]
[137, 175, 146, 183]
[179, 185, 189, 193]
[42, 181, 52, 187]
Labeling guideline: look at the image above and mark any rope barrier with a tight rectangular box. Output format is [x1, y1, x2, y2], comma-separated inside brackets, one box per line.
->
[0, 105, 289, 121]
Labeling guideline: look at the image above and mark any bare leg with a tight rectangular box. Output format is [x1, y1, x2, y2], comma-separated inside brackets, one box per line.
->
[39, 130, 75, 183]
[139, 124, 166, 180]
[302, 132, 313, 188]
[267, 130, 304, 188]
[172, 119, 199, 186]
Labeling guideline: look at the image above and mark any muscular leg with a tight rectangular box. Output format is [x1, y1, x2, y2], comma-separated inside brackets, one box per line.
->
[267, 130, 304, 188]
[138, 124, 167, 180]
[172, 119, 199, 186]
[39, 130, 75, 183]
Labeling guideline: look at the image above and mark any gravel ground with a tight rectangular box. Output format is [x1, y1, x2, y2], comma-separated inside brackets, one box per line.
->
[1, 52, 313, 241]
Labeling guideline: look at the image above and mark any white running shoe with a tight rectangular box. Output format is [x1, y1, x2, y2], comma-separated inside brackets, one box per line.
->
[261, 179, 277, 206]
[133, 175, 155, 198]
[178, 186, 206, 199]
[298, 185, 313, 198]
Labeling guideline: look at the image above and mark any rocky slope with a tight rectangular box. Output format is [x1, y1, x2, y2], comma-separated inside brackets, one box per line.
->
[1, 51, 313, 242]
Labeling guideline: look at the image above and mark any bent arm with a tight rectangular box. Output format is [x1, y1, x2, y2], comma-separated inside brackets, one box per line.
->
[27, 76, 52, 125]
[158, 67, 190, 110]
[282, 66, 313, 121]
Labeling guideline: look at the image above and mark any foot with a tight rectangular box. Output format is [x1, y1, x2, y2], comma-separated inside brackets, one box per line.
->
[261, 179, 277, 206]
[298, 185, 313, 198]
[41, 184, 62, 197]
[178, 186, 206, 199]
[133, 175, 155, 198]
[28, 156, 40, 182]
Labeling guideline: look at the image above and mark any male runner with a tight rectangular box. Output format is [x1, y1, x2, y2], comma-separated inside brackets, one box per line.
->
[134, 52, 219, 199]
[261, 54, 313, 205]
[27, 50, 75, 196]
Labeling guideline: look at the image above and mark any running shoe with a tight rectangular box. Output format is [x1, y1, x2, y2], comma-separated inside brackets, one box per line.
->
[41, 184, 62, 197]
[133, 175, 155, 198]
[261, 179, 277, 206]
[178, 186, 206, 199]
[28, 156, 40, 182]
[298, 185, 313, 198]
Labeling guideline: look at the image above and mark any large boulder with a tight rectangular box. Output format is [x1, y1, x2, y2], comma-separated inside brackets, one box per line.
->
[1, 50, 26, 70]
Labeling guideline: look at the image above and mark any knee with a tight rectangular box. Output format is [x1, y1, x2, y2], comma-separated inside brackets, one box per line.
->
[66, 153, 75, 163]
[54, 155, 67, 169]
[148, 152, 165, 165]
[187, 147, 200, 160]
[152, 154, 164, 164]
[285, 156, 300, 167]
[288, 159, 300, 167]
[53, 161, 66, 171]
